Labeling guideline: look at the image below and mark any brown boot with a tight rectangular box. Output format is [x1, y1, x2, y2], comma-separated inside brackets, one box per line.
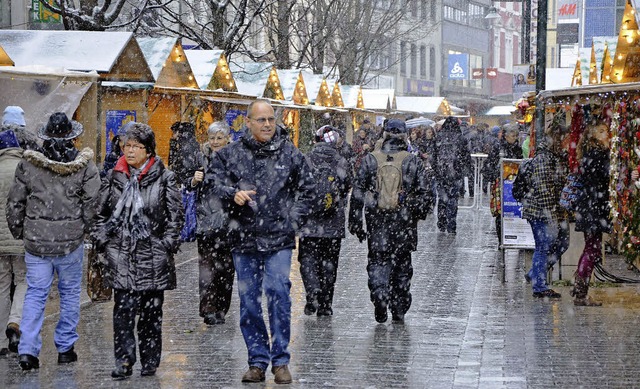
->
[571, 275, 602, 306]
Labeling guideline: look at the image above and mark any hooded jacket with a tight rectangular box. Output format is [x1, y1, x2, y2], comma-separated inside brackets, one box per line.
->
[92, 156, 183, 291]
[300, 142, 352, 238]
[0, 148, 24, 255]
[7, 147, 100, 256]
[206, 128, 316, 253]
[349, 136, 433, 252]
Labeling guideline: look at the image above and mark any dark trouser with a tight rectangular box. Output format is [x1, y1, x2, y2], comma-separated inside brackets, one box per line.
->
[298, 237, 341, 311]
[577, 232, 602, 279]
[366, 249, 413, 317]
[437, 181, 461, 232]
[113, 289, 164, 370]
[197, 237, 234, 317]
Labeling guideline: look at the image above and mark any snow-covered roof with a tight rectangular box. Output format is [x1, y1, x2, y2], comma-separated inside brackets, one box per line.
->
[340, 85, 361, 108]
[578, 48, 591, 85]
[545, 68, 575, 90]
[184, 49, 224, 90]
[0, 30, 149, 78]
[277, 69, 302, 101]
[229, 61, 272, 97]
[484, 105, 516, 116]
[137, 37, 179, 81]
[396, 96, 446, 114]
[362, 88, 395, 110]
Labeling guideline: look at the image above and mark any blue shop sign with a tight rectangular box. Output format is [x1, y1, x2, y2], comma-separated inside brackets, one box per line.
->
[448, 54, 468, 80]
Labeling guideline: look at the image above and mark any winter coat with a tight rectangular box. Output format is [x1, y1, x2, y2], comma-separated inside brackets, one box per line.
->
[6, 148, 101, 256]
[0, 148, 24, 255]
[300, 142, 352, 238]
[482, 139, 523, 183]
[349, 137, 433, 253]
[92, 156, 183, 291]
[575, 147, 611, 233]
[207, 129, 316, 254]
[169, 132, 203, 187]
[433, 125, 472, 184]
[521, 146, 565, 222]
[194, 143, 228, 239]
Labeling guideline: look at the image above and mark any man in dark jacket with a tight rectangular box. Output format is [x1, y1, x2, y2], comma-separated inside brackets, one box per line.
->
[7, 112, 101, 370]
[348, 118, 432, 324]
[433, 116, 472, 233]
[299, 125, 352, 317]
[206, 100, 315, 384]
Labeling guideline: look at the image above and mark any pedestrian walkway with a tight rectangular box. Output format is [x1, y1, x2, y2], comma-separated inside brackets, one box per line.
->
[2, 204, 640, 388]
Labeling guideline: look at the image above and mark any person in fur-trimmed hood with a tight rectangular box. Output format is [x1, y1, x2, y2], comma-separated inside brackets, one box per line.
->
[6, 112, 101, 371]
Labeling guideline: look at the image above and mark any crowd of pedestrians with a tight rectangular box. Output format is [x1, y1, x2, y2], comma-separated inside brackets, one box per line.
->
[0, 101, 618, 383]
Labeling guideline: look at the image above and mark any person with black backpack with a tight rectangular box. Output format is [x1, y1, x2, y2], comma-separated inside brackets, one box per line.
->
[433, 116, 472, 233]
[348, 119, 433, 323]
[298, 126, 352, 317]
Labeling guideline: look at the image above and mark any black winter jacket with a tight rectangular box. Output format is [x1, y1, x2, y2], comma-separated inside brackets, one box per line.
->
[575, 147, 611, 233]
[349, 137, 433, 252]
[194, 144, 227, 239]
[433, 126, 472, 184]
[300, 142, 353, 238]
[207, 130, 316, 253]
[92, 156, 183, 291]
[482, 139, 523, 183]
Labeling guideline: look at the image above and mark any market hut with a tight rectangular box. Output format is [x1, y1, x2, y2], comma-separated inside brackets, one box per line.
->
[0, 30, 153, 160]
[0, 46, 13, 66]
[395, 96, 452, 118]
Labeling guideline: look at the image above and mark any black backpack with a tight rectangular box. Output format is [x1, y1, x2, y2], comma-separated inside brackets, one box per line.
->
[309, 159, 342, 214]
[512, 158, 533, 202]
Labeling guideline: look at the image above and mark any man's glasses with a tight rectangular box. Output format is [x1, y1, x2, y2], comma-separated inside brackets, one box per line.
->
[250, 117, 276, 125]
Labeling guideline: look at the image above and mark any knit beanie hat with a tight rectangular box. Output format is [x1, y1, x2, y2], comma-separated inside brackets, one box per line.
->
[3, 106, 26, 127]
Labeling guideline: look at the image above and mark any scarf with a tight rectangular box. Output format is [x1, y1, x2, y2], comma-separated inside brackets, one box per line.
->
[105, 160, 151, 246]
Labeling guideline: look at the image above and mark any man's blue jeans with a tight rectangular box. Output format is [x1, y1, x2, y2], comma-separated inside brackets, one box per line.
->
[527, 220, 559, 293]
[19, 244, 83, 356]
[233, 249, 292, 370]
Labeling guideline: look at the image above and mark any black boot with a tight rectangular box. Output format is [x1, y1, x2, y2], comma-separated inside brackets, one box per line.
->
[571, 274, 601, 306]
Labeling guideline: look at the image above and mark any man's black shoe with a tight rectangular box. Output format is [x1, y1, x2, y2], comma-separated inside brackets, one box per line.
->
[111, 364, 133, 380]
[141, 367, 157, 376]
[374, 306, 388, 323]
[58, 347, 77, 364]
[392, 313, 405, 323]
[6, 323, 20, 353]
[533, 289, 561, 299]
[317, 307, 333, 317]
[19, 354, 39, 370]
[304, 302, 317, 316]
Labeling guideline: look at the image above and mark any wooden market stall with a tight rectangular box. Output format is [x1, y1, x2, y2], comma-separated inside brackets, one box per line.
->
[0, 30, 153, 160]
[0, 46, 13, 66]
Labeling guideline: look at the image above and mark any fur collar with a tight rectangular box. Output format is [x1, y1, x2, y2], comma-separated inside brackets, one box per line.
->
[23, 147, 94, 176]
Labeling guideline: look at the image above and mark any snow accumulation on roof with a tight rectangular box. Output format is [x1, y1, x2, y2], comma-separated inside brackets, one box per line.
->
[340, 85, 361, 108]
[137, 37, 179, 81]
[229, 61, 273, 97]
[396, 96, 444, 114]
[484, 105, 516, 116]
[546, 68, 575, 91]
[0, 30, 134, 73]
[184, 49, 224, 90]
[300, 70, 325, 103]
[361, 88, 395, 110]
[277, 69, 302, 101]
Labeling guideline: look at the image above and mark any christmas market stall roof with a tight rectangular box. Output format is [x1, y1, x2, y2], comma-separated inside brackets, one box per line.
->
[136, 36, 198, 89]
[229, 61, 272, 97]
[184, 49, 224, 89]
[0, 45, 13, 66]
[340, 84, 365, 109]
[361, 88, 395, 111]
[484, 105, 516, 116]
[0, 30, 153, 82]
[395, 96, 452, 115]
[277, 69, 309, 105]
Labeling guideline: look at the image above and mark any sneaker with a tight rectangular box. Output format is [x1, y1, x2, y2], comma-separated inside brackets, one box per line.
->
[241, 366, 265, 382]
[272, 365, 292, 384]
[374, 306, 388, 323]
[111, 364, 133, 380]
[6, 323, 20, 353]
[58, 347, 78, 364]
[532, 289, 562, 299]
[18, 354, 39, 371]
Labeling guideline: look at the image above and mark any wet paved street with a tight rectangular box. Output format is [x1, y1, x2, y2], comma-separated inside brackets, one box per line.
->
[2, 202, 640, 388]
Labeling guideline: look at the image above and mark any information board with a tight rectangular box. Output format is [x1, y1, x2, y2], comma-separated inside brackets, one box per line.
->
[501, 158, 535, 249]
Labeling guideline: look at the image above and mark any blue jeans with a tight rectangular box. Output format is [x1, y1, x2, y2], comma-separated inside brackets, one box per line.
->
[233, 249, 292, 370]
[527, 220, 559, 293]
[19, 244, 84, 356]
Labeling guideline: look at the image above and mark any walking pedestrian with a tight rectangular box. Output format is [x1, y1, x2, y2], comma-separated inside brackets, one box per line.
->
[190, 122, 233, 325]
[92, 123, 183, 379]
[433, 116, 472, 233]
[348, 118, 433, 323]
[206, 100, 315, 384]
[571, 121, 611, 306]
[521, 121, 569, 299]
[168, 121, 201, 187]
[299, 125, 352, 317]
[6, 112, 100, 370]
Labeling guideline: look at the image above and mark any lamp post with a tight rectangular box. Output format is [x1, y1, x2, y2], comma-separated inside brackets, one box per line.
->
[534, 0, 548, 145]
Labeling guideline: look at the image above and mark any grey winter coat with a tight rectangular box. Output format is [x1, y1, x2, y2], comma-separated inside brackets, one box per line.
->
[0, 148, 24, 255]
[300, 142, 353, 238]
[207, 129, 316, 253]
[349, 137, 433, 253]
[93, 156, 183, 291]
[6, 148, 101, 256]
